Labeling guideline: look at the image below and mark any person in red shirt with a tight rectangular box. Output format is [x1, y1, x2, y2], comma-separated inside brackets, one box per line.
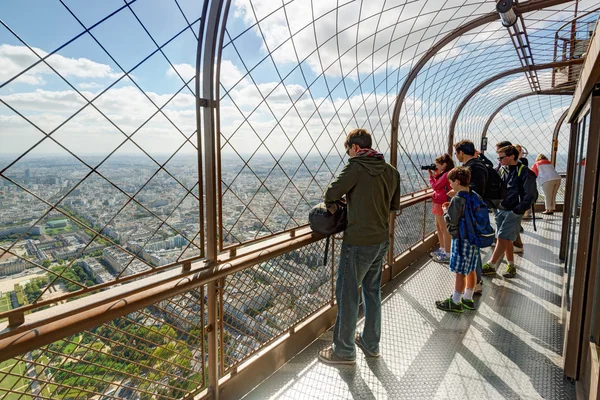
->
[429, 153, 455, 263]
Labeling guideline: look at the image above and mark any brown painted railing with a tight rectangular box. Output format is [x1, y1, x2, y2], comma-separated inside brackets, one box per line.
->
[0, 192, 434, 400]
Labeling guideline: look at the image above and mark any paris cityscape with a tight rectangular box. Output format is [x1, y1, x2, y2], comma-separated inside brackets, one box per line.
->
[0, 149, 565, 398]
[0, 151, 438, 399]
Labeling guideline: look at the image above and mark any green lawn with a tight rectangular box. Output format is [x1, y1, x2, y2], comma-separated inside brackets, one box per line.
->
[0, 359, 32, 400]
[0, 294, 11, 312]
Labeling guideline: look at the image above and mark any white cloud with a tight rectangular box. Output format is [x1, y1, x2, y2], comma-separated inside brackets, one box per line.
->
[167, 63, 196, 81]
[78, 82, 102, 89]
[0, 44, 122, 86]
[231, 0, 492, 79]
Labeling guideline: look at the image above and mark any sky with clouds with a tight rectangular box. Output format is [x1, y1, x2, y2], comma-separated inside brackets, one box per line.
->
[0, 0, 595, 169]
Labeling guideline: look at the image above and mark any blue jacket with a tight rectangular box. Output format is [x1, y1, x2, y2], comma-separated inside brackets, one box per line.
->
[499, 162, 537, 214]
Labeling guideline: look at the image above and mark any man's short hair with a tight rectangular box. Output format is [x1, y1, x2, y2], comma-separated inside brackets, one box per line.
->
[344, 128, 372, 150]
[498, 145, 519, 161]
[496, 140, 512, 149]
[448, 166, 471, 187]
[454, 140, 476, 156]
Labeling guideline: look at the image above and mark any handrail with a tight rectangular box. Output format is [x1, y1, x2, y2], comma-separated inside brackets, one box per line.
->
[0, 192, 433, 362]
[0, 190, 433, 323]
[554, 6, 600, 45]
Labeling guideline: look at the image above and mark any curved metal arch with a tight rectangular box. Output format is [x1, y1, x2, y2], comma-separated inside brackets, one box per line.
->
[447, 58, 584, 152]
[389, 0, 574, 167]
[551, 109, 570, 167]
[480, 91, 573, 151]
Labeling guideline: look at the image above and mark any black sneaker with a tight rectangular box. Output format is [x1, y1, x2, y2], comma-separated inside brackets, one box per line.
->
[481, 263, 496, 276]
[435, 298, 463, 313]
[461, 298, 475, 310]
[502, 264, 517, 278]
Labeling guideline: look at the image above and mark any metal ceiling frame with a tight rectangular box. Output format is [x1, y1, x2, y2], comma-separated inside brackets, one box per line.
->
[389, 0, 574, 168]
[446, 58, 584, 152]
[479, 90, 573, 152]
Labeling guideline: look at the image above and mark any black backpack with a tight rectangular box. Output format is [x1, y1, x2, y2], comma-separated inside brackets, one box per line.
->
[481, 162, 505, 208]
[309, 201, 347, 265]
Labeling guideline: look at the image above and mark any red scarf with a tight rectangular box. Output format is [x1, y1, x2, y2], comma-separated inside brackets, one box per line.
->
[355, 148, 384, 159]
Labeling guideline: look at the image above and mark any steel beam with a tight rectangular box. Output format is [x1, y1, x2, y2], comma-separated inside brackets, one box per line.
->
[564, 95, 600, 379]
[447, 59, 584, 153]
[560, 122, 580, 261]
[390, 0, 573, 166]
[551, 109, 570, 167]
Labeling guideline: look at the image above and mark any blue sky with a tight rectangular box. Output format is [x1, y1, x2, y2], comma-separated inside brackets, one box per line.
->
[0, 0, 587, 164]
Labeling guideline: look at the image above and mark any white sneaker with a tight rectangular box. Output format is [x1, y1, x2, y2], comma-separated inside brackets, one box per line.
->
[513, 246, 524, 254]
[433, 253, 450, 264]
[474, 281, 483, 295]
[430, 248, 443, 258]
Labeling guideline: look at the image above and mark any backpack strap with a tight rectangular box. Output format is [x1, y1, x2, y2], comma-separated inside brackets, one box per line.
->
[323, 235, 330, 266]
[516, 164, 538, 231]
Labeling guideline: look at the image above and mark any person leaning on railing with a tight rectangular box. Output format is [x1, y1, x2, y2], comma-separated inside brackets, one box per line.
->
[531, 154, 561, 215]
[317, 128, 400, 366]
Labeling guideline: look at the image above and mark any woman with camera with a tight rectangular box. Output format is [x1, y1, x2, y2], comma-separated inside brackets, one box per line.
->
[428, 153, 455, 263]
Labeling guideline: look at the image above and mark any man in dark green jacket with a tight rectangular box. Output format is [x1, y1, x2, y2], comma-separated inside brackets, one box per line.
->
[318, 129, 400, 365]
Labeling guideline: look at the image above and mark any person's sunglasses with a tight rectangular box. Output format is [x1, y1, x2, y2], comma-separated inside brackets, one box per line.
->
[497, 155, 506, 161]
[345, 143, 354, 155]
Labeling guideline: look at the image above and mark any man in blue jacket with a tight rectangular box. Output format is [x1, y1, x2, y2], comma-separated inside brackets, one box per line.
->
[482, 145, 537, 278]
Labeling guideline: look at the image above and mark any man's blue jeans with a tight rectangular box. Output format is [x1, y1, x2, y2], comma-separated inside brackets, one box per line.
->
[333, 240, 389, 360]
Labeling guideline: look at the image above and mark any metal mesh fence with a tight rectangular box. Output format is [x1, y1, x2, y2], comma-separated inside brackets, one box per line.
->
[0, 0, 591, 398]
[0, 0, 204, 317]
[0, 287, 207, 400]
[221, 238, 332, 372]
[218, 0, 499, 247]
[486, 94, 572, 166]
[451, 2, 598, 149]
[394, 202, 427, 257]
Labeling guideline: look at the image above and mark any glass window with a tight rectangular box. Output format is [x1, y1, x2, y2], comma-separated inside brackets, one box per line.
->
[565, 112, 590, 311]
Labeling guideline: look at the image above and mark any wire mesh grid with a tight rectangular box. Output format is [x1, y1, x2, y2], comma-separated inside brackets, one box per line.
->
[0, 287, 207, 400]
[486, 94, 572, 165]
[394, 201, 428, 257]
[217, 0, 501, 249]
[0, 0, 204, 316]
[0, 0, 590, 398]
[220, 238, 332, 373]
[449, 2, 598, 150]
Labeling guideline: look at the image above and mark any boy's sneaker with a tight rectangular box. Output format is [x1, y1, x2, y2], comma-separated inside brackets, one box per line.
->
[481, 263, 497, 276]
[502, 264, 517, 278]
[318, 347, 355, 365]
[433, 253, 450, 264]
[513, 246, 524, 254]
[355, 333, 380, 358]
[429, 248, 443, 258]
[461, 298, 476, 310]
[474, 281, 483, 295]
[435, 297, 463, 313]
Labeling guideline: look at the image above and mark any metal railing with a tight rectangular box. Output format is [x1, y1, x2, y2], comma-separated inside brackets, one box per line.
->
[0, 0, 580, 399]
[552, 6, 600, 88]
[0, 192, 434, 400]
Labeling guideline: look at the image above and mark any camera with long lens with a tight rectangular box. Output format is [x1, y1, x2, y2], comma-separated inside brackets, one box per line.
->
[420, 164, 437, 171]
